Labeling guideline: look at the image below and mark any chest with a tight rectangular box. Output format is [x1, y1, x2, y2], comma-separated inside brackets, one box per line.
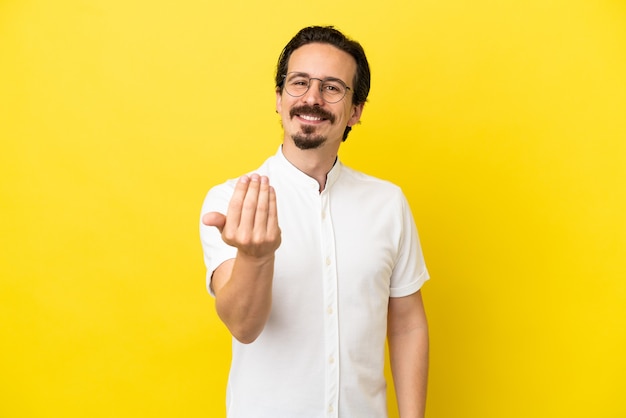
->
[274, 186, 402, 302]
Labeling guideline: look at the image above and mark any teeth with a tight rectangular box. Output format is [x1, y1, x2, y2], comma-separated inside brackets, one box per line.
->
[300, 114, 323, 121]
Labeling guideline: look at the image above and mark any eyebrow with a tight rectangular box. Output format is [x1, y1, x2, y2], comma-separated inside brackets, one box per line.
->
[287, 71, 346, 84]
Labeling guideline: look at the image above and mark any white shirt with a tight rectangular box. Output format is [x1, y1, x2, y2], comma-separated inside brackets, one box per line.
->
[200, 146, 429, 418]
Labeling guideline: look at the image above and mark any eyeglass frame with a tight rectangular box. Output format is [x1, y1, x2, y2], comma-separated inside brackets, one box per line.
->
[280, 72, 352, 104]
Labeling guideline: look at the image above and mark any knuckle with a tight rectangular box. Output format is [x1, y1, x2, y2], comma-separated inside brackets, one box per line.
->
[222, 229, 236, 243]
[238, 231, 252, 246]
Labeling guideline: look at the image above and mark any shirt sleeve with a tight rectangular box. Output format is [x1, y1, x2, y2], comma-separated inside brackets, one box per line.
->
[199, 181, 238, 296]
[389, 191, 430, 298]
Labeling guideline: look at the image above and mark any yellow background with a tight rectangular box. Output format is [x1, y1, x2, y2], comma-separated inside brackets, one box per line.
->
[1, 0, 625, 417]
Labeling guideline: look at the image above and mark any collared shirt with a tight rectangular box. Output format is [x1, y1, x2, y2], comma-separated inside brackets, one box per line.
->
[200, 146, 429, 418]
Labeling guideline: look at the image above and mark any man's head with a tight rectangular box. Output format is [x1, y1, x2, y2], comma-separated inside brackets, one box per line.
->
[275, 26, 371, 144]
[276, 26, 371, 107]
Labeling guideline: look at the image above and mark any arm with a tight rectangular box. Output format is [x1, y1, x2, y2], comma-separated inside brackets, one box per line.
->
[387, 290, 429, 418]
[202, 174, 281, 344]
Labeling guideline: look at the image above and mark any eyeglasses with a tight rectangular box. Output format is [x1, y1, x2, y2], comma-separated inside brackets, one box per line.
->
[282, 72, 351, 104]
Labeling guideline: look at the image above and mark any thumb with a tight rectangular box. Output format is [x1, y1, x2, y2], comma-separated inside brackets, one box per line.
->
[202, 212, 226, 232]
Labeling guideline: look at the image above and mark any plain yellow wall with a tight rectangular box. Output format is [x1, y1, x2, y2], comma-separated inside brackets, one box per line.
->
[1, 0, 625, 417]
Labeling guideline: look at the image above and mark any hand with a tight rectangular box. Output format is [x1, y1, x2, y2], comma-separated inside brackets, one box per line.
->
[203, 174, 281, 259]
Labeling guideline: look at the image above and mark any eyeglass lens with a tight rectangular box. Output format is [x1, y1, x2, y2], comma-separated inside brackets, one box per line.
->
[284, 74, 348, 103]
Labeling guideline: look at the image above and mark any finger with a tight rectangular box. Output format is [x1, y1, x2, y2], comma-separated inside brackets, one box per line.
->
[202, 212, 226, 232]
[267, 185, 280, 240]
[253, 176, 271, 235]
[225, 175, 250, 229]
[239, 173, 261, 232]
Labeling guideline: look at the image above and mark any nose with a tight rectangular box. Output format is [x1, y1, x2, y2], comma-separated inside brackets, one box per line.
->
[301, 78, 324, 106]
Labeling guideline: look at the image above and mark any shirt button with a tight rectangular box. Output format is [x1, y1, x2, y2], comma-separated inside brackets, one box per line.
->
[329, 355, 335, 364]
[326, 257, 331, 266]
[328, 405, 334, 413]
[321, 211, 326, 219]
[327, 306, 333, 315]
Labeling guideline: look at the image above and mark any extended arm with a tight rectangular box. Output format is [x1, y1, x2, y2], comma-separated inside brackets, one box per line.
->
[203, 174, 281, 344]
[387, 290, 429, 418]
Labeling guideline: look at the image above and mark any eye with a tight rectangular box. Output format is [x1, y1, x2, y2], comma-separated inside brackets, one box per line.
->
[323, 81, 344, 94]
[288, 77, 309, 87]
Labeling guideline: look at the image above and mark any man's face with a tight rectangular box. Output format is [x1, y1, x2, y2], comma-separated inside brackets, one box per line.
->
[276, 43, 364, 150]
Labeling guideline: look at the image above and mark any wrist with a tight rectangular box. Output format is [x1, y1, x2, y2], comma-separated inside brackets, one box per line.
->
[235, 251, 276, 268]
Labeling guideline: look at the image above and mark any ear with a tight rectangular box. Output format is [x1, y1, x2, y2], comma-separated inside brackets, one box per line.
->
[275, 88, 283, 114]
[347, 103, 365, 127]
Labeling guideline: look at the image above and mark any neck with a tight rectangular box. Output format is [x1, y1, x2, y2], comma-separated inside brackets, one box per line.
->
[282, 141, 339, 192]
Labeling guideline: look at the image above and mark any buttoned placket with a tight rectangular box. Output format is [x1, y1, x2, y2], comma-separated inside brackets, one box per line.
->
[319, 188, 339, 418]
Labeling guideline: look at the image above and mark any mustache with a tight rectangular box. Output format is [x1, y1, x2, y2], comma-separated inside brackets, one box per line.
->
[289, 105, 336, 124]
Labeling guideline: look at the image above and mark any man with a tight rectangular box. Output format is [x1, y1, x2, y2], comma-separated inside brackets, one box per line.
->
[200, 26, 429, 418]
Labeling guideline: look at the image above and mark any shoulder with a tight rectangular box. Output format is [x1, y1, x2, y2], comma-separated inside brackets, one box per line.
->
[337, 164, 405, 199]
[204, 154, 277, 198]
[201, 154, 276, 212]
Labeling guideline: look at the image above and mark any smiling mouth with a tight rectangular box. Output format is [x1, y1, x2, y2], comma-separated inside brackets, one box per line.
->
[290, 105, 336, 124]
[298, 114, 325, 122]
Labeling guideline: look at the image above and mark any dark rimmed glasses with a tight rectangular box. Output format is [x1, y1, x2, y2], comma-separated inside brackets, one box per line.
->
[282, 72, 351, 104]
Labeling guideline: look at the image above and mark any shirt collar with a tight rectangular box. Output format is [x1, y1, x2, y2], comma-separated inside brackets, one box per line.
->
[275, 145, 342, 192]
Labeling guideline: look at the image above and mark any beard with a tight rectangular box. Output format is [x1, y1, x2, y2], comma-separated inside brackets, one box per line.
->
[292, 125, 327, 150]
[288, 105, 336, 150]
